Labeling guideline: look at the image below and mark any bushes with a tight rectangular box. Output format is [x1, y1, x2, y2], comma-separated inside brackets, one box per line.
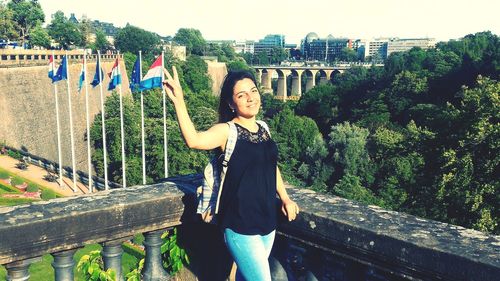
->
[11, 176, 24, 186]
[0, 170, 9, 179]
[7, 150, 22, 160]
[41, 189, 56, 200]
[26, 183, 39, 192]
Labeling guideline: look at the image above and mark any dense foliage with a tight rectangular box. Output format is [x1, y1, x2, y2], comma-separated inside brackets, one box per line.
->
[292, 31, 499, 233]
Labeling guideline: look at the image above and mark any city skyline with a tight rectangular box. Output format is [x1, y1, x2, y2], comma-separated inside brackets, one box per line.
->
[37, 0, 499, 45]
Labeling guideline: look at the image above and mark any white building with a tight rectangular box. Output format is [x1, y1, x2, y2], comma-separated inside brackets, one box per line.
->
[387, 38, 436, 56]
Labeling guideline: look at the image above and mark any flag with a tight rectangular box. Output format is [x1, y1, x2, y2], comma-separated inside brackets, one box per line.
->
[52, 56, 67, 83]
[129, 57, 141, 93]
[139, 54, 163, 91]
[91, 56, 104, 87]
[78, 59, 85, 93]
[107, 58, 122, 91]
[48, 55, 56, 80]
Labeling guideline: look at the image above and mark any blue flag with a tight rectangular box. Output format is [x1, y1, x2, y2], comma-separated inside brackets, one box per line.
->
[52, 56, 67, 83]
[129, 57, 141, 93]
[91, 56, 104, 87]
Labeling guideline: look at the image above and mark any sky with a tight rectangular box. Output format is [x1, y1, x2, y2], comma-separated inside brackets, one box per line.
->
[37, 0, 499, 45]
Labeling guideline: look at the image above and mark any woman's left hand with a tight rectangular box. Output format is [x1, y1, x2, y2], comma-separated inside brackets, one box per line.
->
[281, 198, 300, 221]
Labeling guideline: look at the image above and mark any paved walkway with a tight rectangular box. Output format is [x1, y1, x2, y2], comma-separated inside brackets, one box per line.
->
[0, 155, 89, 197]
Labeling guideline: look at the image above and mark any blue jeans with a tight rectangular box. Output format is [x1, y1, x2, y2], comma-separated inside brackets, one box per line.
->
[223, 228, 276, 281]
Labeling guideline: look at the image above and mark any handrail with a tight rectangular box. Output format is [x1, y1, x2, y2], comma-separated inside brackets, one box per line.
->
[0, 174, 499, 280]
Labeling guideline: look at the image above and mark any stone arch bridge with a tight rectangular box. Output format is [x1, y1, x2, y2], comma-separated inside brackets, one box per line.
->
[253, 64, 379, 100]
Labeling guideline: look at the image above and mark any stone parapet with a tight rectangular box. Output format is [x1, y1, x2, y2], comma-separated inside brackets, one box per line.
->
[0, 50, 121, 67]
[0, 174, 499, 280]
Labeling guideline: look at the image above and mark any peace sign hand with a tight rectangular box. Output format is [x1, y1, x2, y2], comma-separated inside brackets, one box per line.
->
[163, 66, 184, 106]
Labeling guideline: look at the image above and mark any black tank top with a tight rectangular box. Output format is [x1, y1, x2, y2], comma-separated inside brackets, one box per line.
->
[218, 123, 278, 235]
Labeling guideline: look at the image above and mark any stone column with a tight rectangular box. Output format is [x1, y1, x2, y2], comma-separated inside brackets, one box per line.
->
[290, 70, 304, 97]
[305, 70, 318, 92]
[277, 76, 287, 101]
[261, 69, 274, 94]
[142, 229, 170, 280]
[255, 69, 262, 86]
[102, 239, 127, 280]
[51, 249, 77, 281]
[5, 257, 41, 281]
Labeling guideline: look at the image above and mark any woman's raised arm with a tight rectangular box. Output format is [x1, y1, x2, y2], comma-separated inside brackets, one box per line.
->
[163, 66, 228, 150]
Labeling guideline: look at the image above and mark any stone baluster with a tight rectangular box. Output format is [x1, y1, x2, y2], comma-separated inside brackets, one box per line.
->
[102, 239, 128, 280]
[142, 229, 170, 280]
[5, 257, 41, 281]
[51, 249, 77, 281]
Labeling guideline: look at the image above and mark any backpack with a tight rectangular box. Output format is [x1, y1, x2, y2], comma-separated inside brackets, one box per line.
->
[196, 120, 271, 223]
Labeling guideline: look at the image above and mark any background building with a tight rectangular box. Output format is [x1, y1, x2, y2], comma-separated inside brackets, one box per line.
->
[301, 32, 352, 62]
[387, 38, 436, 56]
[254, 34, 285, 55]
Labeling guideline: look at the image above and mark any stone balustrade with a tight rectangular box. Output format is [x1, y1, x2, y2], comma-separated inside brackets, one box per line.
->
[0, 174, 499, 280]
[0, 50, 122, 67]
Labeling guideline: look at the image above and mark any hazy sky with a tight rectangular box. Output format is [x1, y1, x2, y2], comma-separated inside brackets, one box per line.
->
[37, 0, 499, 45]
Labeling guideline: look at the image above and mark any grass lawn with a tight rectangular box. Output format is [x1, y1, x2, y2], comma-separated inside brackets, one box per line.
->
[0, 243, 141, 280]
[0, 166, 64, 206]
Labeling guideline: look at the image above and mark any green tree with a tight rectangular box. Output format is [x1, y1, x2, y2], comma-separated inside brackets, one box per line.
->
[384, 71, 428, 122]
[297, 133, 333, 192]
[431, 77, 499, 233]
[268, 107, 323, 185]
[47, 11, 82, 49]
[339, 47, 358, 62]
[7, 0, 44, 47]
[333, 173, 381, 205]
[240, 52, 254, 65]
[328, 122, 375, 187]
[173, 28, 206, 55]
[221, 42, 236, 61]
[0, 3, 18, 40]
[78, 16, 92, 47]
[295, 83, 339, 135]
[114, 24, 161, 55]
[28, 24, 50, 48]
[255, 51, 269, 65]
[181, 55, 211, 94]
[90, 28, 110, 52]
[269, 46, 288, 64]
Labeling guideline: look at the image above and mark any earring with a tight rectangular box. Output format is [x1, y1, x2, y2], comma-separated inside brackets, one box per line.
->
[231, 108, 235, 113]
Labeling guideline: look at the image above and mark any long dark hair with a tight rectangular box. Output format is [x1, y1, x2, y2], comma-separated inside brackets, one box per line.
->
[218, 70, 258, 123]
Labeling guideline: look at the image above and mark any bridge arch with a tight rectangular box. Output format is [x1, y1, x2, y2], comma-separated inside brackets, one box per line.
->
[260, 68, 275, 94]
[290, 69, 304, 97]
[275, 69, 291, 100]
[303, 69, 319, 92]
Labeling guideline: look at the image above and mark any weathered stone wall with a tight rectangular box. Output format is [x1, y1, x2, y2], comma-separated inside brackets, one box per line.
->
[206, 61, 227, 96]
[0, 60, 130, 172]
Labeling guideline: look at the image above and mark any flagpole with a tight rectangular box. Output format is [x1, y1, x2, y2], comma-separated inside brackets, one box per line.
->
[117, 52, 126, 188]
[139, 51, 146, 185]
[83, 51, 93, 192]
[161, 51, 168, 178]
[97, 50, 109, 190]
[65, 52, 77, 192]
[52, 51, 63, 187]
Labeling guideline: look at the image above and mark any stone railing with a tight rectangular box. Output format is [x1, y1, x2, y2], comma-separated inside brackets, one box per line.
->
[1, 174, 499, 280]
[0, 50, 121, 67]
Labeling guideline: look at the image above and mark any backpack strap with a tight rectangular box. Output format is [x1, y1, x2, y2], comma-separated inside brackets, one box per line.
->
[256, 120, 271, 136]
[222, 121, 238, 168]
[214, 121, 237, 214]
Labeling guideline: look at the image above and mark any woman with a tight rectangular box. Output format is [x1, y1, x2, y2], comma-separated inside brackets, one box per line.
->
[163, 66, 299, 281]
